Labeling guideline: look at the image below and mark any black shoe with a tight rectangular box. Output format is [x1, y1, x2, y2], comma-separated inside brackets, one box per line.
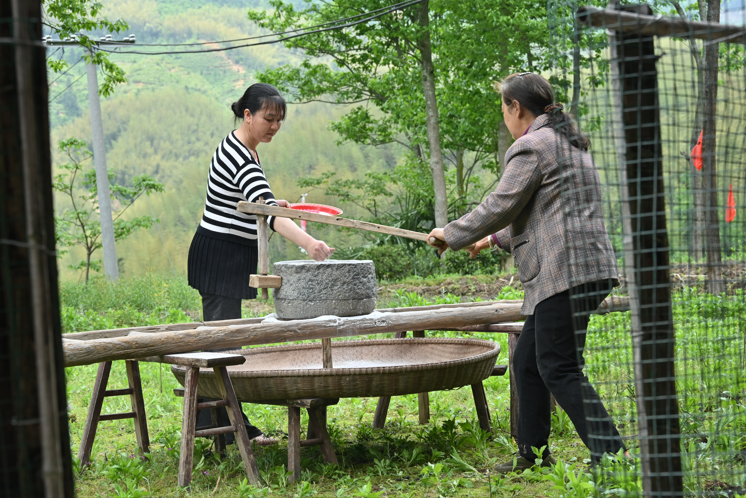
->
[495, 454, 557, 473]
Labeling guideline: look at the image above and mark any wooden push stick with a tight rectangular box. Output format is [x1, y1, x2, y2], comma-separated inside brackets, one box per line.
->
[238, 201, 432, 242]
[256, 198, 270, 300]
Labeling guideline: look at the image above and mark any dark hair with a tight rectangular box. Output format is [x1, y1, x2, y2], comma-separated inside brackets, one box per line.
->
[231, 83, 287, 126]
[496, 73, 589, 151]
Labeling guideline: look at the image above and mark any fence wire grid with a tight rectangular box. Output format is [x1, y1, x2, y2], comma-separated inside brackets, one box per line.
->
[548, 1, 746, 496]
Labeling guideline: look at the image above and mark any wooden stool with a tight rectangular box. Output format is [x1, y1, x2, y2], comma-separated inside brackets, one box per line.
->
[372, 331, 501, 433]
[78, 360, 150, 465]
[164, 353, 260, 488]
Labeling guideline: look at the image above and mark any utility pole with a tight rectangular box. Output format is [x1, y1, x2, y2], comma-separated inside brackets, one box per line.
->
[46, 34, 135, 280]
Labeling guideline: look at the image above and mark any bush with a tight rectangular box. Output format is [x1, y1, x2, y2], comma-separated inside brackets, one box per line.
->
[333, 241, 506, 281]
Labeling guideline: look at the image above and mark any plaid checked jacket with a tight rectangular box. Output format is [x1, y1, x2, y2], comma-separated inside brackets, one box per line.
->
[443, 114, 619, 315]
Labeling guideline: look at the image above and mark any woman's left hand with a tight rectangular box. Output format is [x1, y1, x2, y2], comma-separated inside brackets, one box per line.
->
[427, 228, 449, 256]
[276, 199, 290, 208]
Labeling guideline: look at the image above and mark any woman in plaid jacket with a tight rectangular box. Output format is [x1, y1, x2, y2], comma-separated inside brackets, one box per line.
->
[428, 72, 626, 471]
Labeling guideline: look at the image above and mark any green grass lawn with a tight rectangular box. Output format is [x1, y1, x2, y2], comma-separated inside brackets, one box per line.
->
[62, 275, 746, 497]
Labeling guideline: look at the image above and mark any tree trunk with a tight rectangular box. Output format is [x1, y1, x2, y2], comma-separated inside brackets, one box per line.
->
[85, 252, 91, 284]
[455, 149, 465, 201]
[415, 0, 448, 228]
[703, 0, 723, 294]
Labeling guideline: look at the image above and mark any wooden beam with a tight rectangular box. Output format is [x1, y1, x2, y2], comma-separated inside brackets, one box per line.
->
[237, 201, 431, 242]
[577, 5, 746, 43]
[62, 303, 522, 367]
[249, 274, 282, 289]
[256, 198, 269, 300]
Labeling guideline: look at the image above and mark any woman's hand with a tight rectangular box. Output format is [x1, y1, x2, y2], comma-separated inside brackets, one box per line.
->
[467, 236, 491, 259]
[305, 239, 335, 261]
[276, 199, 290, 208]
[427, 228, 449, 256]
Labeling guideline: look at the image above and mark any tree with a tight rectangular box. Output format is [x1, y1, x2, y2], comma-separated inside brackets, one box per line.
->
[53, 138, 164, 282]
[247, 0, 551, 229]
[43, 0, 128, 96]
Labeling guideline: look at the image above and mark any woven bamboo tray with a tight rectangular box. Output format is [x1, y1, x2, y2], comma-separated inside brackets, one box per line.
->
[170, 338, 500, 401]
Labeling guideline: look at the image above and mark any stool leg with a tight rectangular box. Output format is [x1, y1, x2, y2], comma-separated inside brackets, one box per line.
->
[471, 382, 492, 433]
[125, 360, 150, 455]
[372, 397, 390, 429]
[308, 407, 337, 465]
[412, 331, 430, 425]
[210, 407, 226, 459]
[178, 367, 200, 488]
[214, 366, 260, 486]
[78, 361, 112, 466]
[288, 406, 301, 483]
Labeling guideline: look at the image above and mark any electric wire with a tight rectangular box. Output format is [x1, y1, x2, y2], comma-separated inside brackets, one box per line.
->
[48, 72, 85, 103]
[129, 0, 423, 47]
[96, 0, 426, 56]
[48, 57, 83, 87]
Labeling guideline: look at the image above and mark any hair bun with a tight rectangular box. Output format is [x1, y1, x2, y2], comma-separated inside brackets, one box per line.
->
[231, 102, 241, 117]
[544, 103, 564, 115]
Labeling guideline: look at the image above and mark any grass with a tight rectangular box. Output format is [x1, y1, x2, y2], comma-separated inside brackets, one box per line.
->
[61, 274, 746, 497]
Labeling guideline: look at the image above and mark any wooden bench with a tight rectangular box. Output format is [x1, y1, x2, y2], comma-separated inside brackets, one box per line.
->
[161, 353, 260, 489]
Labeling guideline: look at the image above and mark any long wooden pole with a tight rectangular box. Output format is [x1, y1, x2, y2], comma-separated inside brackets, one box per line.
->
[62, 303, 522, 367]
[256, 198, 270, 300]
[237, 202, 431, 242]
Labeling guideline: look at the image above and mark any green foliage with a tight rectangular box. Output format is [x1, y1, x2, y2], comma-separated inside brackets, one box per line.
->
[53, 138, 164, 282]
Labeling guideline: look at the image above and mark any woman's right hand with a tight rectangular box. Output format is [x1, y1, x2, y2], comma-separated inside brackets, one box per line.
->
[305, 239, 335, 261]
[467, 236, 490, 259]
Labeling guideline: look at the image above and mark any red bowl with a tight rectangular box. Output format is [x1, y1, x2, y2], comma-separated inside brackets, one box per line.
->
[289, 203, 343, 216]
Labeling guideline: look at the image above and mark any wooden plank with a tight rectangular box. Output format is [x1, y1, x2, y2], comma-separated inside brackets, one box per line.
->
[78, 362, 112, 465]
[103, 388, 134, 397]
[178, 367, 199, 488]
[577, 5, 746, 43]
[161, 353, 246, 368]
[196, 399, 229, 410]
[63, 317, 265, 342]
[238, 201, 431, 242]
[63, 302, 523, 367]
[249, 274, 282, 289]
[288, 406, 301, 483]
[125, 361, 150, 455]
[195, 426, 236, 438]
[321, 338, 333, 369]
[214, 366, 260, 485]
[471, 383, 492, 433]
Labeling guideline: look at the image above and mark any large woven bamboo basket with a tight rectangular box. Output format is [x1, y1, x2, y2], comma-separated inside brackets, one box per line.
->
[170, 338, 500, 401]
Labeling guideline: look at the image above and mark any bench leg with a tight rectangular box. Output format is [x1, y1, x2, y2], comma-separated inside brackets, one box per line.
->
[308, 407, 337, 465]
[178, 367, 200, 489]
[78, 361, 112, 466]
[214, 366, 260, 486]
[471, 382, 492, 433]
[417, 393, 430, 425]
[288, 406, 301, 483]
[125, 360, 150, 455]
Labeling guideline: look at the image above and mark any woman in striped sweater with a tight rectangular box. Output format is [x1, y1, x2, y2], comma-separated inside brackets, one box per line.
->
[188, 83, 334, 443]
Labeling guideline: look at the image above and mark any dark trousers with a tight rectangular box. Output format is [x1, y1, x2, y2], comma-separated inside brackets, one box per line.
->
[197, 292, 263, 440]
[515, 280, 625, 462]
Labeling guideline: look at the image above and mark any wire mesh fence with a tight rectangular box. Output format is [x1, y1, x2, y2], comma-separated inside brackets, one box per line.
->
[548, 1, 746, 495]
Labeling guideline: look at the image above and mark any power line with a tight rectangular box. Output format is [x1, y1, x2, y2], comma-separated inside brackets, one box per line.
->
[48, 72, 85, 103]
[97, 0, 426, 56]
[48, 57, 83, 87]
[130, 0, 424, 47]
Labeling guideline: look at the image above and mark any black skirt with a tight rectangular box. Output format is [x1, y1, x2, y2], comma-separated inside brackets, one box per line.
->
[187, 228, 258, 300]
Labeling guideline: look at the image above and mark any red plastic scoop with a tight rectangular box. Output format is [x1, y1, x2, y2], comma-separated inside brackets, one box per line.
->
[289, 203, 343, 216]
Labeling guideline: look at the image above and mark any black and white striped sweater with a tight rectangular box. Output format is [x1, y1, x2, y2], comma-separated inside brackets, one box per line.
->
[197, 131, 278, 245]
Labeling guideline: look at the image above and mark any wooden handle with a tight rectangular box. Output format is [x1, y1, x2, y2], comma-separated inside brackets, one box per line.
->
[237, 201, 430, 242]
